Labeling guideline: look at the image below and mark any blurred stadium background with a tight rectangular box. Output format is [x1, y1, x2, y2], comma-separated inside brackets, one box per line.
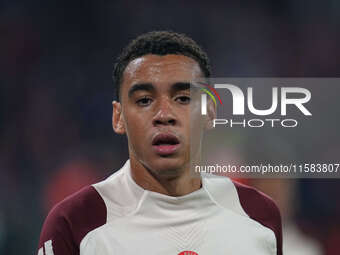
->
[0, 0, 339, 254]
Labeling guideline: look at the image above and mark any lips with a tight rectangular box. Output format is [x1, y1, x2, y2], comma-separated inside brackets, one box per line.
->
[152, 133, 180, 156]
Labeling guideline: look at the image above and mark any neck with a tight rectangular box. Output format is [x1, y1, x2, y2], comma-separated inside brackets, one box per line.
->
[129, 156, 202, 197]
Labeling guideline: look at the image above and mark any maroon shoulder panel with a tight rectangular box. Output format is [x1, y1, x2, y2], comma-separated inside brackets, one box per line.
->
[233, 181, 283, 255]
[38, 186, 107, 255]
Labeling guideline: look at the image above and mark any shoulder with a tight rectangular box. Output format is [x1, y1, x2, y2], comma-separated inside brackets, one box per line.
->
[232, 180, 281, 223]
[38, 185, 107, 253]
[203, 176, 282, 255]
[232, 180, 283, 255]
[204, 176, 282, 224]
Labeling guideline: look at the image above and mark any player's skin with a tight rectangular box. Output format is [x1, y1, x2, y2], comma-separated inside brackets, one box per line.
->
[112, 54, 215, 197]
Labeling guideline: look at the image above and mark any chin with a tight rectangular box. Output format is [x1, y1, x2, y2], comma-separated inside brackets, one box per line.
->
[147, 156, 188, 178]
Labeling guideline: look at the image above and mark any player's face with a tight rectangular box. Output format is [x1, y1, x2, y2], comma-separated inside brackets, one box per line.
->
[113, 54, 204, 176]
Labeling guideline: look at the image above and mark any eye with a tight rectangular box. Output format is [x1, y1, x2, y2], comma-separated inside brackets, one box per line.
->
[136, 97, 153, 106]
[175, 95, 190, 104]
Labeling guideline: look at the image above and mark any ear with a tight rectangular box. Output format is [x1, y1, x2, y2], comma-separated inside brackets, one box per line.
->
[205, 98, 217, 130]
[112, 101, 126, 134]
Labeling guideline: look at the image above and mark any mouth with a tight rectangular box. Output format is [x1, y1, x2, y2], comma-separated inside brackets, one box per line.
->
[151, 133, 181, 156]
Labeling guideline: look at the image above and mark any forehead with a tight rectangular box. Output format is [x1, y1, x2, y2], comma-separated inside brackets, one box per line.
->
[122, 54, 203, 90]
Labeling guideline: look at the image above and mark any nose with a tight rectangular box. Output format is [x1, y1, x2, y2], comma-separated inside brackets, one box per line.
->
[152, 97, 176, 126]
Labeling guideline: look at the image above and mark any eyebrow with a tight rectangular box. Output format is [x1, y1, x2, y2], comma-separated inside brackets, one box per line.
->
[128, 82, 194, 98]
[171, 82, 191, 92]
[128, 83, 155, 98]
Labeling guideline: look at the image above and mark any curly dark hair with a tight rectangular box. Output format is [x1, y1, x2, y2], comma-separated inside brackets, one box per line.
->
[113, 31, 211, 101]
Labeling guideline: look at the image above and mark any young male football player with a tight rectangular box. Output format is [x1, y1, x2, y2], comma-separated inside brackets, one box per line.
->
[38, 31, 282, 255]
